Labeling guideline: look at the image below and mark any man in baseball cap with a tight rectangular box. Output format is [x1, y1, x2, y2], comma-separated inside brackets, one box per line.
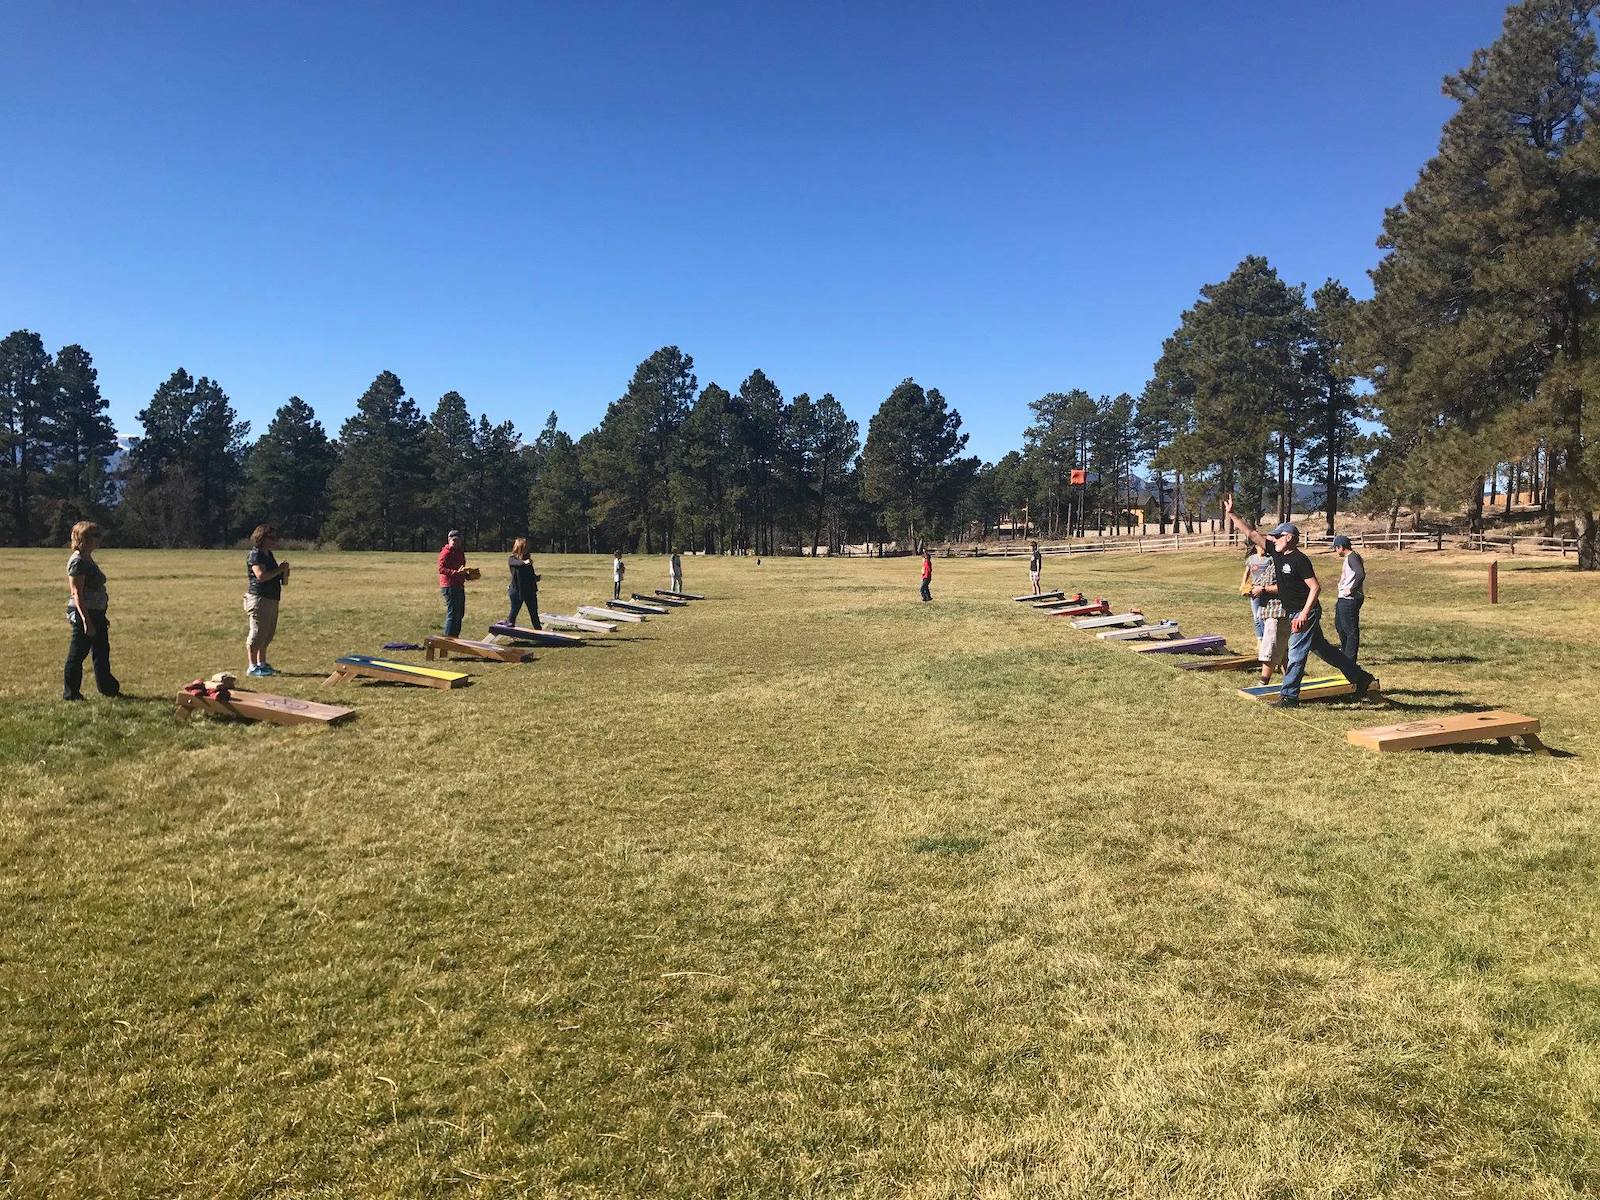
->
[1222, 498, 1375, 707]
[437, 529, 470, 637]
[1330, 535, 1366, 662]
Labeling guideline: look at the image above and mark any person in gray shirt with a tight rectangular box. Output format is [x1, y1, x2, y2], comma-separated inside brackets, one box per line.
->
[1332, 535, 1366, 663]
[63, 520, 120, 701]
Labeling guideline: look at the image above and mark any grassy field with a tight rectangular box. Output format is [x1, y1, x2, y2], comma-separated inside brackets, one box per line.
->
[1, 545, 1597, 1198]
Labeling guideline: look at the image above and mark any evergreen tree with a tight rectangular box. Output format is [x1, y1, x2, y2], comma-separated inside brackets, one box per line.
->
[789, 391, 860, 555]
[427, 390, 477, 536]
[672, 383, 739, 553]
[470, 413, 527, 547]
[527, 413, 590, 552]
[121, 369, 249, 545]
[239, 397, 336, 540]
[733, 369, 787, 555]
[860, 378, 972, 547]
[0, 330, 52, 543]
[38, 343, 118, 538]
[326, 371, 432, 550]
[587, 347, 696, 552]
[1301, 280, 1370, 534]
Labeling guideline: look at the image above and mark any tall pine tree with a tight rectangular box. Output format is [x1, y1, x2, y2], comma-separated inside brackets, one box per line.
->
[326, 371, 433, 550]
[240, 397, 336, 540]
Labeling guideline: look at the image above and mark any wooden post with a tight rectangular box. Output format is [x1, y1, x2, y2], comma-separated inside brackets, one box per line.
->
[1489, 559, 1499, 604]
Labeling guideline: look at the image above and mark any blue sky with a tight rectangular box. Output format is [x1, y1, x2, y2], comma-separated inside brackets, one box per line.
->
[4, 0, 1510, 462]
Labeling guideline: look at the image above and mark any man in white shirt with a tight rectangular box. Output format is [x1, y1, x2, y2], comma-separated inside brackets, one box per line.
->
[613, 552, 625, 600]
[1332, 535, 1366, 663]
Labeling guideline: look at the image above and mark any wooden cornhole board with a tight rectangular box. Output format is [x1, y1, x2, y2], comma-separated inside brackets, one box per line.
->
[657, 589, 704, 601]
[636, 591, 686, 607]
[1048, 600, 1110, 618]
[1099, 620, 1181, 641]
[325, 655, 468, 689]
[1176, 654, 1259, 672]
[610, 598, 665, 615]
[1015, 590, 1065, 603]
[488, 622, 584, 646]
[1347, 711, 1546, 754]
[176, 687, 354, 726]
[1033, 594, 1087, 610]
[1071, 611, 1144, 630]
[582, 604, 642, 623]
[1238, 674, 1373, 702]
[1135, 634, 1228, 655]
[426, 635, 533, 663]
[539, 612, 617, 633]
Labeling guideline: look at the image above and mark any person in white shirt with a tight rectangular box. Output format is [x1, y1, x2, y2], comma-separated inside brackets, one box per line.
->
[669, 550, 683, 594]
[1332, 535, 1366, 663]
[612, 552, 625, 600]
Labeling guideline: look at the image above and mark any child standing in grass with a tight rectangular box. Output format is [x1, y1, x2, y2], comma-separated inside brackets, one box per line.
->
[506, 538, 540, 628]
[245, 524, 291, 677]
[919, 549, 933, 602]
[1029, 540, 1042, 595]
[613, 551, 625, 600]
[669, 549, 683, 594]
[63, 521, 119, 701]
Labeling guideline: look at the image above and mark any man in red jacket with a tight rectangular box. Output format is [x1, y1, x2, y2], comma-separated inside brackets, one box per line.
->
[437, 529, 470, 636]
[919, 549, 933, 602]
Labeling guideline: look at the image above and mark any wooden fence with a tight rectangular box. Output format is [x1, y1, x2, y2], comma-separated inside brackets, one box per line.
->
[939, 529, 1580, 558]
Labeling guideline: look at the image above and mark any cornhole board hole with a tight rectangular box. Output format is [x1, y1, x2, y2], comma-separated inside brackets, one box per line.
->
[1347, 711, 1546, 754]
[1049, 600, 1111, 618]
[1016, 590, 1065, 603]
[657, 589, 704, 601]
[325, 655, 468, 689]
[425, 636, 533, 663]
[1135, 634, 1228, 655]
[1098, 620, 1181, 641]
[1071, 611, 1144, 630]
[1176, 654, 1259, 672]
[582, 604, 642, 623]
[488, 622, 585, 646]
[1238, 674, 1374, 703]
[636, 591, 686, 607]
[609, 599, 665, 615]
[176, 688, 354, 726]
[540, 613, 617, 633]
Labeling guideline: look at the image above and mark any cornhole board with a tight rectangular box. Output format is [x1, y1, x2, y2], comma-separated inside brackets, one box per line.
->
[176, 688, 354, 726]
[1048, 600, 1110, 618]
[609, 598, 665, 615]
[1015, 590, 1065, 603]
[1032, 594, 1087, 609]
[1098, 621, 1181, 641]
[1071, 611, 1144, 630]
[488, 622, 585, 646]
[539, 613, 617, 633]
[425, 636, 533, 663]
[636, 591, 686, 607]
[1134, 634, 1229, 655]
[1176, 655, 1259, 672]
[1347, 711, 1546, 754]
[1238, 674, 1374, 703]
[325, 655, 468, 689]
[582, 604, 642, 623]
[657, 589, 704, 601]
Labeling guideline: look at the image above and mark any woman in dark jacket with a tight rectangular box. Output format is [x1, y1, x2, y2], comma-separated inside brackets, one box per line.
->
[507, 538, 541, 629]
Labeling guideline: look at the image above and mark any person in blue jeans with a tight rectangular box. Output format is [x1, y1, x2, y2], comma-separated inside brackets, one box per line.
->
[437, 530, 470, 636]
[1222, 497, 1374, 708]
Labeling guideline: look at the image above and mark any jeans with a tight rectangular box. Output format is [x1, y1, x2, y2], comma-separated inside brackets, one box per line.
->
[1280, 604, 1368, 701]
[1335, 596, 1364, 663]
[64, 608, 119, 698]
[613, 579, 622, 600]
[920, 577, 932, 601]
[441, 584, 465, 637]
[507, 589, 539, 628]
[1251, 599, 1264, 640]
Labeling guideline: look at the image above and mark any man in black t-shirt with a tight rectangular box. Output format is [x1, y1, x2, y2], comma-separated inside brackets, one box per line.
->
[1222, 497, 1374, 707]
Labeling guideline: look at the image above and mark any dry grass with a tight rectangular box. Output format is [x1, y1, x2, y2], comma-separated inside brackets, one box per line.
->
[0, 546, 1596, 1198]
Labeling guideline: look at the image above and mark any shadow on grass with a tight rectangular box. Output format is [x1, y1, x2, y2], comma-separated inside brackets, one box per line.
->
[1377, 654, 1484, 665]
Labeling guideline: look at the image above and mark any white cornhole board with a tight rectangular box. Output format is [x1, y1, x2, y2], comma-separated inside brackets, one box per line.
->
[582, 604, 642, 623]
[541, 612, 616, 633]
[1098, 621, 1181, 641]
[1071, 611, 1144, 630]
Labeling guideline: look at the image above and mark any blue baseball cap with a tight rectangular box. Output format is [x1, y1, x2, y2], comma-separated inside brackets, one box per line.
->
[1331, 535, 1352, 549]
[1269, 522, 1299, 538]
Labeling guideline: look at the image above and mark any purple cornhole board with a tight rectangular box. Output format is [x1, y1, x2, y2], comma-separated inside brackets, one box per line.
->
[1136, 634, 1227, 655]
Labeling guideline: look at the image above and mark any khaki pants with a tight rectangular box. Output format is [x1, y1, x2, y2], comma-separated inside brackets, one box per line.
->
[245, 593, 280, 654]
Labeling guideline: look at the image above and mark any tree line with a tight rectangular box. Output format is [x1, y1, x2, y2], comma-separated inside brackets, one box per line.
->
[2, 1, 1594, 566]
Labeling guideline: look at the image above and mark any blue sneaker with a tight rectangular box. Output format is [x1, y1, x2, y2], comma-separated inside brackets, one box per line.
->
[260, 662, 278, 675]
[247, 665, 270, 677]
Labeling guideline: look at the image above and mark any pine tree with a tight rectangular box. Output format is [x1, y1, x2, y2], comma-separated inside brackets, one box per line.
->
[121, 369, 249, 545]
[527, 414, 590, 552]
[38, 343, 118, 539]
[860, 378, 972, 547]
[0, 330, 53, 544]
[326, 371, 433, 550]
[427, 391, 476, 537]
[1301, 281, 1370, 534]
[587, 347, 696, 553]
[239, 397, 336, 540]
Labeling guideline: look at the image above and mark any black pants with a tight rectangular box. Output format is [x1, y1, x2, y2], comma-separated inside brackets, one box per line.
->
[920, 577, 932, 602]
[613, 580, 622, 600]
[64, 609, 119, 699]
[507, 589, 540, 628]
[1335, 596, 1363, 663]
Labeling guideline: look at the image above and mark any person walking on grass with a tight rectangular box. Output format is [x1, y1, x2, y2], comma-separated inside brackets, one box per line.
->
[506, 537, 540, 629]
[1029, 540, 1043, 595]
[63, 521, 120, 702]
[919, 548, 933, 602]
[245, 524, 291, 677]
[1332, 535, 1366, 663]
[437, 529, 471, 637]
[669, 549, 683, 594]
[1221, 496, 1374, 708]
[612, 551, 626, 600]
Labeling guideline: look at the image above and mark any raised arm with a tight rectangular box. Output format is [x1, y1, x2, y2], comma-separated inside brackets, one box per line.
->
[1221, 495, 1266, 552]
